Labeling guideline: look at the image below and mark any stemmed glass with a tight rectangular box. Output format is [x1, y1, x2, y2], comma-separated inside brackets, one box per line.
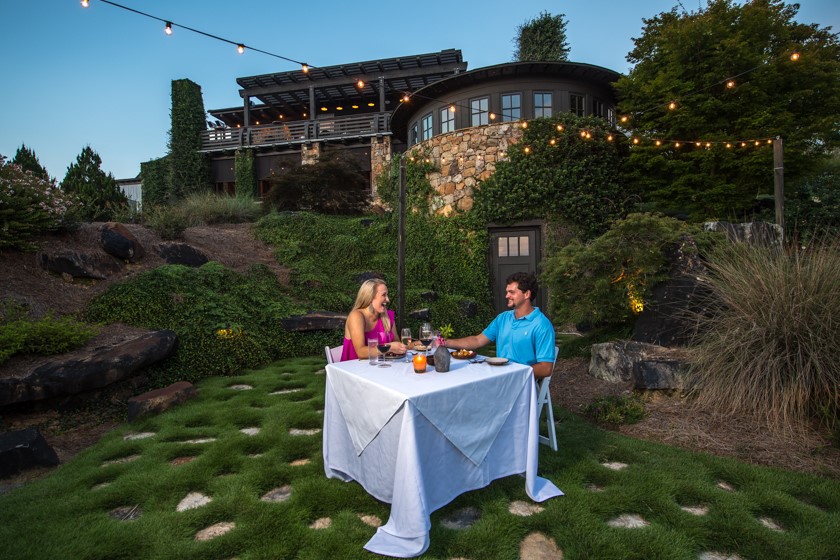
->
[376, 331, 392, 368]
[401, 327, 413, 363]
[419, 323, 433, 359]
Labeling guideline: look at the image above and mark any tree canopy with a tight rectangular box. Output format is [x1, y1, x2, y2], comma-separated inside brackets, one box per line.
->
[61, 146, 129, 222]
[11, 144, 50, 182]
[513, 11, 570, 62]
[614, 0, 840, 220]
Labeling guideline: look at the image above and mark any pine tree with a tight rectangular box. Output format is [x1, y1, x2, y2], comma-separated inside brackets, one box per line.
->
[61, 146, 129, 222]
[513, 12, 570, 62]
[11, 144, 51, 181]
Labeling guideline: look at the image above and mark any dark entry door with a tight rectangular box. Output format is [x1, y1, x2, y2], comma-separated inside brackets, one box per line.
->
[488, 225, 543, 315]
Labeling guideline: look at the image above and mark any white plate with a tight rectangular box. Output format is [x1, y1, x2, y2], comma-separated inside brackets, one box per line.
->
[485, 357, 509, 366]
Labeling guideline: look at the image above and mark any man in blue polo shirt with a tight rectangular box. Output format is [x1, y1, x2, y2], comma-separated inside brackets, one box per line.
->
[442, 272, 555, 378]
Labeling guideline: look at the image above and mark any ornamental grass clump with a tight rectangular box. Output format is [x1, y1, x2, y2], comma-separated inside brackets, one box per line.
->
[687, 238, 840, 434]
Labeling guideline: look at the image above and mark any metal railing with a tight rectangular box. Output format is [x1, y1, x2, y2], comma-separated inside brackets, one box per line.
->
[200, 113, 390, 152]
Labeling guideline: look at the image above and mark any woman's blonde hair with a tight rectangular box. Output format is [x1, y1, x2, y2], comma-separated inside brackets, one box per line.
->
[351, 278, 391, 333]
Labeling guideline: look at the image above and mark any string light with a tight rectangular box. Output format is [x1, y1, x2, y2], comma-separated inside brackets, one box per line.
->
[668, 101, 677, 110]
[726, 79, 735, 88]
[81, 0, 89, 6]
[164, 21, 172, 35]
[791, 52, 800, 61]
[236, 44, 245, 54]
[357, 80, 365, 89]
[301, 64, 309, 73]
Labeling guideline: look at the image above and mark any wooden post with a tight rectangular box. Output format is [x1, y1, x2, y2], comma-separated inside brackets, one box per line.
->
[397, 158, 406, 331]
[773, 137, 784, 238]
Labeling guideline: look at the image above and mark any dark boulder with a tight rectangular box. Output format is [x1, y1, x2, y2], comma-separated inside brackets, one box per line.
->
[420, 291, 438, 302]
[281, 311, 346, 332]
[100, 222, 145, 262]
[155, 243, 209, 267]
[409, 308, 431, 321]
[0, 427, 59, 479]
[37, 251, 122, 279]
[458, 299, 478, 318]
[0, 330, 178, 407]
[127, 381, 197, 422]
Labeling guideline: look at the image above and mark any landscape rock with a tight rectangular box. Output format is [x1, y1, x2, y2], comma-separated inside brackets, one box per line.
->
[420, 290, 438, 302]
[589, 340, 687, 386]
[280, 311, 346, 331]
[0, 330, 178, 407]
[704, 220, 782, 245]
[37, 250, 122, 279]
[633, 360, 688, 390]
[409, 308, 431, 320]
[127, 381, 197, 422]
[100, 222, 145, 261]
[155, 242, 209, 266]
[0, 427, 59, 478]
[458, 299, 478, 318]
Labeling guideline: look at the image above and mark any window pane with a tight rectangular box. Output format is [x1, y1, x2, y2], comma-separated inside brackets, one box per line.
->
[570, 93, 585, 117]
[471, 97, 489, 126]
[421, 113, 433, 140]
[519, 236, 529, 256]
[509, 237, 519, 257]
[440, 107, 454, 133]
[534, 92, 553, 118]
[498, 237, 507, 257]
[501, 93, 521, 122]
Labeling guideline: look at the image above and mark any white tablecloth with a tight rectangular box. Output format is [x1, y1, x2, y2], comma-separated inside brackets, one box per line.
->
[323, 357, 564, 557]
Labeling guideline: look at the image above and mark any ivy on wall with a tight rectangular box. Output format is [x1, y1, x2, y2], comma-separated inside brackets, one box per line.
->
[140, 155, 171, 207]
[235, 148, 257, 198]
[473, 114, 633, 240]
[168, 79, 210, 200]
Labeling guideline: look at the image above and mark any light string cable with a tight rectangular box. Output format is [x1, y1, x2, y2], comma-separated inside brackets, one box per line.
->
[83, 0, 317, 71]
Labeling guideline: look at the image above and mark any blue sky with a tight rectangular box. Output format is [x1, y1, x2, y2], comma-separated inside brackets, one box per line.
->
[1, 1, 837, 181]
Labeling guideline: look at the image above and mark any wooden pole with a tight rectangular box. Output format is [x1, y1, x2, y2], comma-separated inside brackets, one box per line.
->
[773, 137, 784, 238]
[397, 157, 406, 331]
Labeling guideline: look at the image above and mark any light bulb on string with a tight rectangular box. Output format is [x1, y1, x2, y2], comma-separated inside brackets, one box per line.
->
[523, 146, 531, 154]
[674, 142, 681, 148]
[489, 112, 496, 120]
[620, 116, 629, 123]
[726, 79, 735, 88]
[81, 0, 89, 7]
[607, 134, 614, 142]
[301, 64, 309, 73]
[655, 140, 662, 146]
[556, 125, 564, 131]
[668, 101, 677, 110]
[449, 105, 456, 113]
[726, 143, 732, 148]
[237, 44, 245, 54]
[632, 137, 640, 145]
[357, 80, 365, 89]
[165, 21, 173, 35]
[549, 138, 556, 145]
[791, 52, 800, 61]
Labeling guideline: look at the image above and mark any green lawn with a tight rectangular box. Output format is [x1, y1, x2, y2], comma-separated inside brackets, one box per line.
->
[1, 356, 838, 560]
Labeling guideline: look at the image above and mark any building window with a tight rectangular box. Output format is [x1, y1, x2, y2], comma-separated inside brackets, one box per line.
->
[497, 236, 530, 257]
[440, 106, 455, 133]
[593, 99, 605, 118]
[471, 97, 489, 126]
[607, 107, 616, 126]
[421, 113, 433, 140]
[409, 123, 419, 146]
[534, 92, 553, 118]
[570, 93, 586, 117]
[501, 93, 521, 122]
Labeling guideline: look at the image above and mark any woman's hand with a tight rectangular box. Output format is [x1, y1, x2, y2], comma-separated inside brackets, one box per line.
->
[389, 341, 407, 354]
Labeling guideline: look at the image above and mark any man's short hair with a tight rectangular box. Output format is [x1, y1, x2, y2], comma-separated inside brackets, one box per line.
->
[506, 271, 538, 302]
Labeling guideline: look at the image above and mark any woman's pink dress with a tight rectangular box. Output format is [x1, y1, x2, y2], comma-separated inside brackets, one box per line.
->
[339, 309, 395, 362]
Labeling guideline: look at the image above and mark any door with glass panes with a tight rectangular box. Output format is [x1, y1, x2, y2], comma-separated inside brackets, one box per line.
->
[488, 225, 543, 315]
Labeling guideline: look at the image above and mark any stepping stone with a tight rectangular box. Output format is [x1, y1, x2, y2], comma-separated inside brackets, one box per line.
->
[177, 492, 212, 512]
[228, 384, 253, 391]
[716, 481, 736, 492]
[123, 432, 155, 441]
[441, 507, 480, 530]
[309, 517, 332, 529]
[289, 428, 321, 436]
[182, 438, 216, 444]
[290, 458, 310, 466]
[584, 483, 604, 492]
[270, 388, 302, 395]
[519, 532, 564, 559]
[248, 453, 264, 459]
[92, 482, 111, 490]
[314, 369, 326, 375]
[698, 553, 743, 560]
[240, 427, 261, 436]
[758, 517, 784, 531]
[601, 461, 628, 471]
[681, 505, 709, 516]
[607, 514, 649, 528]
[170, 456, 198, 466]
[108, 505, 142, 521]
[194, 521, 235, 541]
[101, 454, 141, 467]
[358, 514, 382, 527]
[509, 500, 544, 516]
[261, 485, 292, 503]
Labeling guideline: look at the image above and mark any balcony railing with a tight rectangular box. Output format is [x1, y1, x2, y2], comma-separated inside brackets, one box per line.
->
[200, 112, 391, 152]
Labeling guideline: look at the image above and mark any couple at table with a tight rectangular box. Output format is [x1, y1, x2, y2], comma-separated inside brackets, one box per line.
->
[340, 273, 555, 377]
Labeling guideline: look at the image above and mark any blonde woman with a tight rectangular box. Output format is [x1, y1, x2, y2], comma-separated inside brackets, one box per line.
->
[340, 279, 408, 361]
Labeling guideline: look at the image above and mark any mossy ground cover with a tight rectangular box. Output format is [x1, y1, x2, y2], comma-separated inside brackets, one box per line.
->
[1, 356, 838, 560]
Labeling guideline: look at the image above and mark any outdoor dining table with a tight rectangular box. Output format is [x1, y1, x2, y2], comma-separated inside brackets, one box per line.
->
[323, 354, 563, 558]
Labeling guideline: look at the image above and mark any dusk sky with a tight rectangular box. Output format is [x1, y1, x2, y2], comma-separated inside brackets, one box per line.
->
[1, 0, 837, 181]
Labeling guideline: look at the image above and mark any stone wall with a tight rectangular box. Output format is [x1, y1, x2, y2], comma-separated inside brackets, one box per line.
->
[403, 122, 525, 216]
[301, 142, 321, 165]
[370, 136, 392, 199]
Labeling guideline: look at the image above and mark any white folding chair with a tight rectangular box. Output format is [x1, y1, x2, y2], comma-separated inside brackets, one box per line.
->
[536, 346, 560, 451]
[324, 345, 342, 364]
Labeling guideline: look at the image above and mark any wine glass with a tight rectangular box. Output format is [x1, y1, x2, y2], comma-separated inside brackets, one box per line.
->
[376, 331, 392, 368]
[401, 328, 413, 362]
[419, 323, 433, 358]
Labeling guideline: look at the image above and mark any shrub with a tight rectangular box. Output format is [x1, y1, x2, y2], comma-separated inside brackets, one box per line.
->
[541, 213, 715, 328]
[583, 395, 648, 425]
[143, 204, 188, 239]
[687, 237, 840, 433]
[0, 313, 99, 365]
[0, 155, 78, 250]
[177, 192, 262, 225]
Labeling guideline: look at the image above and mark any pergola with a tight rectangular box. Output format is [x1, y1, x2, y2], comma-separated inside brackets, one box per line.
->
[209, 49, 466, 128]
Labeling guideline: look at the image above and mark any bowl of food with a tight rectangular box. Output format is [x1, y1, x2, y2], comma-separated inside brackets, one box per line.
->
[450, 349, 477, 360]
[485, 357, 510, 366]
